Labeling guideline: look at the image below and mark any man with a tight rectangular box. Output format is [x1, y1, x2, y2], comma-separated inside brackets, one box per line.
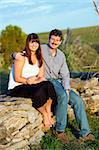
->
[12, 29, 95, 144]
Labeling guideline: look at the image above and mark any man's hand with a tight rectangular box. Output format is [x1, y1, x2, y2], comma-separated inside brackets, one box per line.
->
[12, 52, 23, 60]
[66, 89, 70, 95]
[66, 89, 70, 102]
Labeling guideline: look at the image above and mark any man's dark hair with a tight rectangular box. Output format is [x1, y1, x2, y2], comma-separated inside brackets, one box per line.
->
[49, 29, 62, 40]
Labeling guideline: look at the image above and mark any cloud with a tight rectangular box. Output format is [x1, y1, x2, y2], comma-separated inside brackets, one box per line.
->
[0, 0, 97, 33]
[0, 0, 53, 19]
[0, 0, 92, 22]
[0, 0, 26, 4]
[0, 0, 92, 12]
[0, 0, 35, 9]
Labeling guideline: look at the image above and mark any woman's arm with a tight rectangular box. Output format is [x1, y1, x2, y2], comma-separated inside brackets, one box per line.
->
[38, 62, 45, 78]
[14, 56, 28, 84]
[36, 62, 46, 82]
[26, 62, 46, 85]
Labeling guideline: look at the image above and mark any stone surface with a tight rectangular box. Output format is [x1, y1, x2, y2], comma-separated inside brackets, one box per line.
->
[68, 77, 99, 118]
[0, 77, 99, 149]
[0, 96, 44, 150]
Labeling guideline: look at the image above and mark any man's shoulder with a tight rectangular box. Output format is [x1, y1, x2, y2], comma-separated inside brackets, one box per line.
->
[57, 48, 65, 57]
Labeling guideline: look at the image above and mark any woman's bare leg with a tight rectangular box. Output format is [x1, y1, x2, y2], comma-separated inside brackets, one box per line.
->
[45, 98, 55, 125]
[38, 105, 50, 128]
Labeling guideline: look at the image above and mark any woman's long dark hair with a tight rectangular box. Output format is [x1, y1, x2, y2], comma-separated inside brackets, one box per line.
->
[23, 33, 43, 67]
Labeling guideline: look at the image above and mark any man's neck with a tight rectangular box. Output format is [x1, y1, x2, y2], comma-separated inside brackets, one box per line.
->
[50, 48, 56, 57]
[47, 44, 57, 57]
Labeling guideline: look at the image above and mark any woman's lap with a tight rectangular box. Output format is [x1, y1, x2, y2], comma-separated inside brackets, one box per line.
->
[8, 81, 56, 108]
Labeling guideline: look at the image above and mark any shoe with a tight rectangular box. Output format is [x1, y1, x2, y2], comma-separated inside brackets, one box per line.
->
[52, 130, 69, 144]
[77, 133, 95, 144]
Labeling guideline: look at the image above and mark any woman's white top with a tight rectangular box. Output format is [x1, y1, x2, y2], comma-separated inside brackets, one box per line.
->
[8, 57, 39, 90]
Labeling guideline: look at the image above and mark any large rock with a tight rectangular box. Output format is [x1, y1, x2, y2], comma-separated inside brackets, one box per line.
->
[0, 96, 44, 150]
[68, 77, 99, 119]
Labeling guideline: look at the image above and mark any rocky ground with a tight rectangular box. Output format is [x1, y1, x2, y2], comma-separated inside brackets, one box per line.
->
[0, 97, 44, 150]
[0, 77, 99, 150]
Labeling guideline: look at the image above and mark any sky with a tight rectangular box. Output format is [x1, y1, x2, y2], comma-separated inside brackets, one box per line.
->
[0, 0, 99, 34]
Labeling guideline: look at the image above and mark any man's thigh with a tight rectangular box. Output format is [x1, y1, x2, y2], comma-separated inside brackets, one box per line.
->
[69, 89, 83, 106]
[48, 79, 66, 97]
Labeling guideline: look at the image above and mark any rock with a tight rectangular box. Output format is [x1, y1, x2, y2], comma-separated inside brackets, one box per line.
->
[67, 105, 75, 120]
[0, 124, 7, 144]
[85, 89, 94, 97]
[29, 129, 44, 145]
[69, 77, 99, 116]
[5, 139, 29, 150]
[89, 95, 99, 114]
[4, 115, 28, 133]
[70, 78, 85, 92]
[91, 95, 99, 101]
[84, 77, 99, 89]
[0, 96, 45, 150]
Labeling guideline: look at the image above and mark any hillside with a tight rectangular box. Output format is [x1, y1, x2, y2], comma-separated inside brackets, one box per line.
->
[0, 25, 99, 71]
[38, 26, 99, 45]
[38, 26, 99, 72]
[71, 26, 99, 53]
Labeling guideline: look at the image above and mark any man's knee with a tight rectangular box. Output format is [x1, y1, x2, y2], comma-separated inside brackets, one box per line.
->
[69, 90, 84, 106]
[57, 92, 68, 106]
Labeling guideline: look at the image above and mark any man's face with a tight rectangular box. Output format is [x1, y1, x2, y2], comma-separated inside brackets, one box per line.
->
[49, 35, 61, 49]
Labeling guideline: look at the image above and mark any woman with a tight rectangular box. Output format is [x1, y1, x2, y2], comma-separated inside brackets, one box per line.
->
[8, 33, 57, 129]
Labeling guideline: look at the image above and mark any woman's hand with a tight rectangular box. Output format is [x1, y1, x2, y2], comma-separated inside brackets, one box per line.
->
[26, 76, 47, 85]
[26, 76, 37, 85]
[38, 76, 47, 82]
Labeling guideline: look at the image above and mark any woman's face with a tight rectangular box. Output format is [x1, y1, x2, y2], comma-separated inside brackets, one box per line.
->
[29, 40, 39, 52]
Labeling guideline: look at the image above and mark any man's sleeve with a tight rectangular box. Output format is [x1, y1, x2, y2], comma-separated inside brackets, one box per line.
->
[59, 53, 70, 90]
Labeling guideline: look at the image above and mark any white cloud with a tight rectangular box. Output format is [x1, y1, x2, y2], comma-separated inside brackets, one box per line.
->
[0, 0, 98, 33]
[0, 0, 26, 4]
[0, 1, 53, 19]
[0, 0, 36, 10]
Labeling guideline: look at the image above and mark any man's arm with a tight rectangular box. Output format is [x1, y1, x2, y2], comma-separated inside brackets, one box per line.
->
[12, 52, 23, 60]
[59, 53, 71, 91]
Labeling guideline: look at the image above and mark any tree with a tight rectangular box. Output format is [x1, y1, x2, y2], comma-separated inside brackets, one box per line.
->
[0, 25, 26, 67]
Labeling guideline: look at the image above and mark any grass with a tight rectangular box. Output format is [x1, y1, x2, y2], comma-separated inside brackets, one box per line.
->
[38, 26, 99, 46]
[30, 114, 99, 150]
[71, 26, 99, 46]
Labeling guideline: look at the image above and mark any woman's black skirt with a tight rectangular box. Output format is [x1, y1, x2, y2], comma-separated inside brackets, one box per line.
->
[8, 81, 57, 109]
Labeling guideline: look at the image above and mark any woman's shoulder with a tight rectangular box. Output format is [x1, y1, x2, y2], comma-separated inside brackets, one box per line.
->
[15, 52, 25, 60]
[14, 53, 26, 64]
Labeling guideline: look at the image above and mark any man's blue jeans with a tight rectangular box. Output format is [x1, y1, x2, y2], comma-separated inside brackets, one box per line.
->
[48, 79, 90, 137]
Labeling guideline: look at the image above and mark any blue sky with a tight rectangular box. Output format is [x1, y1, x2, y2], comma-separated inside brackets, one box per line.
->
[0, 0, 99, 33]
